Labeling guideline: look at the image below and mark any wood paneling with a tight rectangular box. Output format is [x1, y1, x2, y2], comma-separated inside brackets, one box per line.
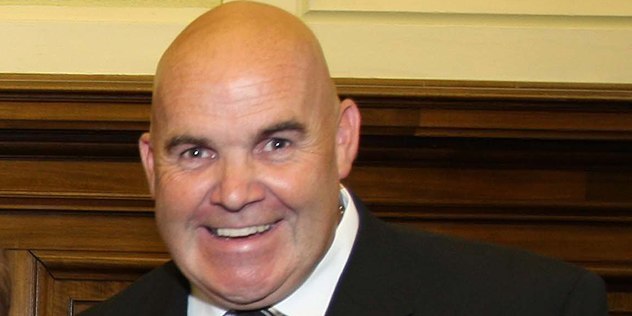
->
[0, 74, 631, 315]
[5, 250, 167, 316]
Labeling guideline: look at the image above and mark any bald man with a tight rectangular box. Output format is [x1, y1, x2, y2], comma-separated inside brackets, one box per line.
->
[82, 2, 607, 315]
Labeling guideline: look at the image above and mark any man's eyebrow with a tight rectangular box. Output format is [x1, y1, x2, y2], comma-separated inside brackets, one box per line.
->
[260, 120, 306, 138]
[164, 135, 208, 153]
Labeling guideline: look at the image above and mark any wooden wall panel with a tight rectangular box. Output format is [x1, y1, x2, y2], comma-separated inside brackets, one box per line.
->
[34, 250, 169, 316]
[6, 249, 167, 316]
[0, 74, 631, 315]
[0, 212, 162, 252]
[0, 160, 147, 197]
[6, 250, 36, 316]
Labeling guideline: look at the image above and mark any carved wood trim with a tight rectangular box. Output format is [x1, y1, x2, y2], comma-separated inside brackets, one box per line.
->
[32, 250, 169, 281]
[3, 74, 630, 100]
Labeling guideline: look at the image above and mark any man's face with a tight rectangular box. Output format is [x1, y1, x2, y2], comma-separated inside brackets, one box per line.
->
[140, 63, 352, 308]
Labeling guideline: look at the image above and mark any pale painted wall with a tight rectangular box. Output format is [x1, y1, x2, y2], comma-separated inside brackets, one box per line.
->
[0, 0, 630, 83]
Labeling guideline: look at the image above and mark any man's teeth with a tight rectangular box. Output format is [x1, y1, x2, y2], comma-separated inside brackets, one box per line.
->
[215, 224, 272, 238]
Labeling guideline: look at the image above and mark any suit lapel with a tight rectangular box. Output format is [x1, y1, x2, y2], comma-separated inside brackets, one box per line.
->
[326, 197, 414, 316]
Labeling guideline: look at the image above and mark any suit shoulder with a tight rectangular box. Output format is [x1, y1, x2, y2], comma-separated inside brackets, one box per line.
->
[79, 261, 189, 316]
[384, 224, 607, 314]
[389, 223, 582, 277]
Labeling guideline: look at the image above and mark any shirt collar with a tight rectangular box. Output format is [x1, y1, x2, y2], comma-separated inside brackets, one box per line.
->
[274, 185, 359, 316]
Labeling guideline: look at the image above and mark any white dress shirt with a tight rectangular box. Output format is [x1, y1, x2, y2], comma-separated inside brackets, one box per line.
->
[188, 186, 360, 316]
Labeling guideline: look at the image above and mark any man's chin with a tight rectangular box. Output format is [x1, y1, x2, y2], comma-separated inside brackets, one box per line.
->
[192, 281, 287, 311]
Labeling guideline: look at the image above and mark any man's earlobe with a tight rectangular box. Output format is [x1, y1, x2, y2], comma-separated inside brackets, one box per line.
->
[336, 98, 361, 180]
[138, 133, 156, 196]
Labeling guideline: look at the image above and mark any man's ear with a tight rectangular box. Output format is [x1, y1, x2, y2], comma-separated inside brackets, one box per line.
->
[335, 98, 361, 180]
[138, 132, 156, 197]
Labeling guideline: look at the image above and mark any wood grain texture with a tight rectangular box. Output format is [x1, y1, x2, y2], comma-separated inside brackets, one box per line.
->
[0, 74, 630, 315]
[6, 250, 36, 316]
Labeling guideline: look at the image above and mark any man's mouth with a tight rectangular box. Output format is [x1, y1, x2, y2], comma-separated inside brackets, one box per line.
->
[209, 223, 274, 238]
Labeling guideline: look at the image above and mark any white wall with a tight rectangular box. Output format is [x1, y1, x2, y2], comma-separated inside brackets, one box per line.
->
[1, 0, 630, 83]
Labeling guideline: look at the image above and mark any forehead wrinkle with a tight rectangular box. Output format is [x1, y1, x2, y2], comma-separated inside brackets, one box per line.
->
[210, 58, 310, 103]
[215, 75, 296, 106]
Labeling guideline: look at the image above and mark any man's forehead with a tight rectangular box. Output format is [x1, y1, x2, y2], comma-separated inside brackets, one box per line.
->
[155, 50, 318, 114]
[156, 73, 311, 118]
[151, 69, 334, 149]
[154, 76, 309, 127]
[212, 72, 308, 105]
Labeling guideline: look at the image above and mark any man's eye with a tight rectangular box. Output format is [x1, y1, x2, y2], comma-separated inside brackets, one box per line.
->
[262, 138, 291, 152]
[181, 147, 215, 159]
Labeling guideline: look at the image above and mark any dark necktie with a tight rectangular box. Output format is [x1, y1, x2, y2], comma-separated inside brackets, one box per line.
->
[223, 308, 277, 316]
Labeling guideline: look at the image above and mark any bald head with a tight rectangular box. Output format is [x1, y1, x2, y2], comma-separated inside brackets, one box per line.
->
[162, 1, 322, 64]
[153, 2, 336, 118]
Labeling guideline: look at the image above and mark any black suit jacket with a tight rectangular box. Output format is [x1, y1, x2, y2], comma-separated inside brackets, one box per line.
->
[82, 198, 607, 315]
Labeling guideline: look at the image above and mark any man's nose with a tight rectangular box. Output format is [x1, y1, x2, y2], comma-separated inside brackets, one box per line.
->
[209, 156, 264, 211]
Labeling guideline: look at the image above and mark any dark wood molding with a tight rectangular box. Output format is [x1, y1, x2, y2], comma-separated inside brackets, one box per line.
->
[334, 78, 632, 101]
[3, 74, 630, 100]
[1, 74, 631, 219]
[32, 250, 169, 281]
[0, 74, 152, 102]
[1, 74, 631, 134]
[1, 74, 631, 314]
[1, 74, 631, 158]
